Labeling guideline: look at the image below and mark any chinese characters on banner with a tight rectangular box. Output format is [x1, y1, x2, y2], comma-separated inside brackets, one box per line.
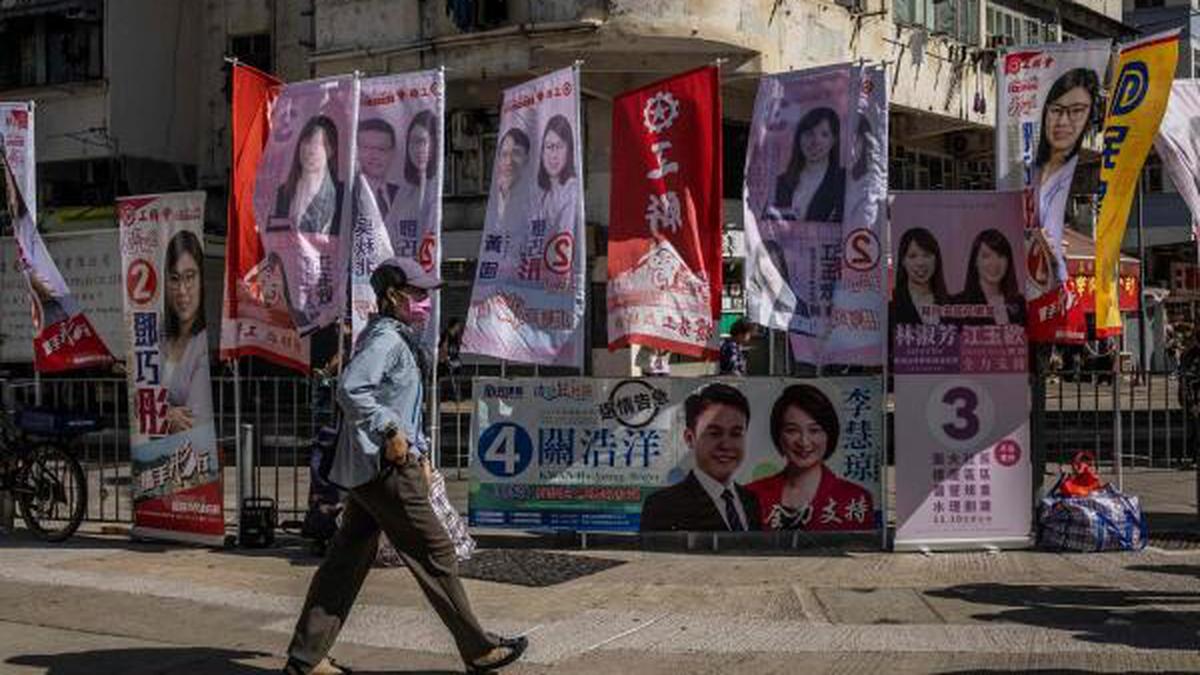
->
[743, 63, 888, 367]
[469, 377, 882, 534]
[220, 64, 307, 369]
[461, 66, 586, 367]
[1153, 80, 1200, 264]
[352, 70, 444, 347]
[606, 66, 722, 359]
[891, 192, 1032, 550]
[118, 192, 224, 546]
[0, 102, 113, 371]
[995, 41, 1111, 343]
[1096, 31, 1179, 337]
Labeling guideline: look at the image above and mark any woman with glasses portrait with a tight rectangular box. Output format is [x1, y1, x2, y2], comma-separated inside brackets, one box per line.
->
[1029, 68, 1100, 293]
[162, 230, 212, 434]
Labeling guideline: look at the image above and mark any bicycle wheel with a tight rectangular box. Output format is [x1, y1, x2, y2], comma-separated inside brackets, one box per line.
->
[17, 443, 87, 542]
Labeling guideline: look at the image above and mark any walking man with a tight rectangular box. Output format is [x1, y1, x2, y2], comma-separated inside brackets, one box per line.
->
[283, 257, 527, 674]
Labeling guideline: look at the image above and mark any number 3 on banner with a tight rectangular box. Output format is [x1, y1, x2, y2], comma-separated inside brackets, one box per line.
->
[925, 379, 995, 449]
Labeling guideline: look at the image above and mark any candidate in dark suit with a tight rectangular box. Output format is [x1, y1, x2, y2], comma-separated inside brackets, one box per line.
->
[640, 383, 762, 532]
[357, 117, 402, 219]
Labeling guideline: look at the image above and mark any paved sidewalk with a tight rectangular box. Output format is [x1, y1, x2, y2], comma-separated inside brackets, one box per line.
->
[1, 525, 1199, 673]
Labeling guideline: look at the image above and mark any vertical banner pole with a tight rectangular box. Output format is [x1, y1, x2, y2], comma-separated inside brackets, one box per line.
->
[1136, 180, 1147, 380]
[1114, 325, 1124, 491]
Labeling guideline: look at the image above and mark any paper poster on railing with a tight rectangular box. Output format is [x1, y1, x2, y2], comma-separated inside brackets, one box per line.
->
[995, 40, 1110, 343]
[469, 377, 882, 534]
[462, 66, 586, 367]
[118, 192, 224, 546]
[743, 63, 888, 367]
[890, 192, 1031, 551]
[352, 70, 444, 348]
[0, 102, 114, 372]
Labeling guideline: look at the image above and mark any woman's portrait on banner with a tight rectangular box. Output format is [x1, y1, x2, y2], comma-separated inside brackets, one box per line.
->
[892, 227, 950, 326]
[385, 109, 439, 255]
[773, 106, 846, 223]
[272, 114, 344, 236]
[162, 230, 213, 433]
[1028, 67, 1101, 294]
[953, 228, 1026, 326]
[746, 384, 874, 532]
[535, 114, 581, 238]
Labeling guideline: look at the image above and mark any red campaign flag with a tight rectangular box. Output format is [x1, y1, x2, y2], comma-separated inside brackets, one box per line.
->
[220, 63, 310, 371]
[606, 66, 723, 359]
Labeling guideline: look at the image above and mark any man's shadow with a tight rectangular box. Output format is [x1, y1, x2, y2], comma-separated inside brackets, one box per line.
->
[7, 647, 461, 675]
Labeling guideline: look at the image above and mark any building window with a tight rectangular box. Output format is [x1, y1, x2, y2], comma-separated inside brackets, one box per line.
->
[723, 121, 749, 200]
[230, 33, 272, 74]
[895, 1, 979, 45]
[986, 3, 1050, 48]
[1134, 0, 1165, 8]
[446, 0, 509, 32]
[0, 12, 103, 90]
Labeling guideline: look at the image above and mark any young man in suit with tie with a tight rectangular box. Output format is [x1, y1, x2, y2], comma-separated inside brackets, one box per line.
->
[640, 383, 762, 532]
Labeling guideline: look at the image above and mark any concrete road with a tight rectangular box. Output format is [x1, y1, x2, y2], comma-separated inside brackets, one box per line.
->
[1, 526, 1199, 674]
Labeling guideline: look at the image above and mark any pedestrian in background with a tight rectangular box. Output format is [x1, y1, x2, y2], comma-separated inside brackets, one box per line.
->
[719, 319, 754, 376]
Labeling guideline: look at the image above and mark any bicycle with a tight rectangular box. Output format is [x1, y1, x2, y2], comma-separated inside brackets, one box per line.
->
[0, 405, 97, 542]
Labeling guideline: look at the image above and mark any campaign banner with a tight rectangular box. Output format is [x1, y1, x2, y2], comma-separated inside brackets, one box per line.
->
[1096, 31, 1179, 337]
[0, 102, 113, 371]
[462, 66, 586, 367]
[1066, 257, 1139, 313]
[893, 374, 1031, 548]
[352, 70, 444, 348]
[891, 192, 1031, 550]
[469, 377, 882, 534]
[220, 64, 307, 370]
[743, 63, 887, 367]
[1154, 79, 1200, 263]
[607, 66, 723, 359]
[0, 229, 123, 363]
[996, 41, 1110, 343]
[118, 192, 224, 546]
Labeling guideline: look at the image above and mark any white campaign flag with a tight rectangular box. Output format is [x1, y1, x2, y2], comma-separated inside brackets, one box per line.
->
[1154, 79, 1200, 260]
[352, 70, 444, 347]
[742, 62, 888, 367]
[461, 66, 586, 367]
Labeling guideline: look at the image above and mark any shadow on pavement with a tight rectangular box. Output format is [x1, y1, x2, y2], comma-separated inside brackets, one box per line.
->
[927, 582, 1200, 651]
[940, 670, 1197, 674]
[1126, 564, 1200, 579]
[6, 647, 463, 674]
[0, 531, 174, 554]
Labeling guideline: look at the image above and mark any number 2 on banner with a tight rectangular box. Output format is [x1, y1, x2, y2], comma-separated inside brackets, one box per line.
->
[925, 379, 994, 449]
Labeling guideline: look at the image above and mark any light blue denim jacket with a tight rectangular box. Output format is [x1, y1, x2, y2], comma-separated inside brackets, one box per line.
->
[329, 315, 427, 489]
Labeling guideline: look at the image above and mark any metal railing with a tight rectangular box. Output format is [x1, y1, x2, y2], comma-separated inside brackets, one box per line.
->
[3, 363, 1194, 527]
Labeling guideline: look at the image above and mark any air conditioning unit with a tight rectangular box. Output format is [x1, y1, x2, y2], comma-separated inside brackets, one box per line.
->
[944, 132, 986, 157]
[450, 110, 479, 152]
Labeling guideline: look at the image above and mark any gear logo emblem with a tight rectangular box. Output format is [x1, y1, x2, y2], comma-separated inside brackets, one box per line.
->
[642, 91, 680, 134]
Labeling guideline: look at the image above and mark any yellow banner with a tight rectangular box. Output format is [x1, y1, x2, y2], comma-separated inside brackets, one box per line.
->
[1095, 31, 1179, 336]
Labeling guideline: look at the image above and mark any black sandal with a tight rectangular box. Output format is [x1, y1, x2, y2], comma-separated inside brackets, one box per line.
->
[466, 635, 528, 673]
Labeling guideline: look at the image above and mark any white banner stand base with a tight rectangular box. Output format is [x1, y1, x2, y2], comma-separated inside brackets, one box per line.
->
[893, 535, 1033, 553]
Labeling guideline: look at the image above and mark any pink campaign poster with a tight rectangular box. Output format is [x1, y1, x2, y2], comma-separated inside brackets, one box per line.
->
[891, 192, 1032, 550]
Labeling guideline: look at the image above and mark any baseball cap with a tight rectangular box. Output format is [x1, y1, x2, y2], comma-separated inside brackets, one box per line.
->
[372, 256, 443, 291]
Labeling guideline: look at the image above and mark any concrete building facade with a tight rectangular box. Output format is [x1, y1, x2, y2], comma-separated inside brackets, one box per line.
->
[0, 0, 1134, 371]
